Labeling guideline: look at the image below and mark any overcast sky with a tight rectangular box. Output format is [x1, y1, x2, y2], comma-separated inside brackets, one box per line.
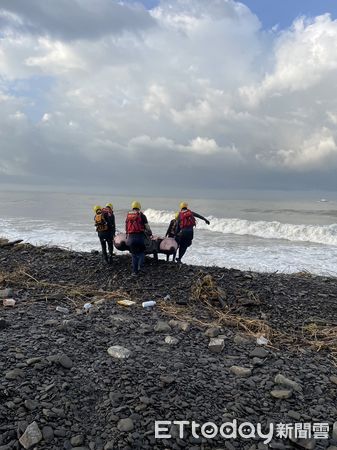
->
[1, 0, 337, 194]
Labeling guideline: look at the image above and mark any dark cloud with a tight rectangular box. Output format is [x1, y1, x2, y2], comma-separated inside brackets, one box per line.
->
[0, 1, 337, 193]
[0, 0, 155, 40]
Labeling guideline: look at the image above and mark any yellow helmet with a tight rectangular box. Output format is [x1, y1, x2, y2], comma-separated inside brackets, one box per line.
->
[106, 203, 113, 209]
[93, 205, 102, 212]
[175, 212, 179, 220]
[132, 201, 141, 210]
[179, 201, 188, 210]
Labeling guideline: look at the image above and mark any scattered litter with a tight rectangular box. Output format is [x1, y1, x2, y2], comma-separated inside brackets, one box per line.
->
[117, 299, 136, 307]
[83, 302, 93, 311]
[257, 335, 269, 345]
[3, 298, 16, 307]
[142, 300, 156, 308]
[164, 295, 171, 301]
[56, 306, 69, 314]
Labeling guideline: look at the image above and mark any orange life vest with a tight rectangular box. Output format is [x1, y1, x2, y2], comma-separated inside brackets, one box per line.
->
[95, 212, 108, 232]
[179, 209, 196, 229]
[126, 211, 145, 233]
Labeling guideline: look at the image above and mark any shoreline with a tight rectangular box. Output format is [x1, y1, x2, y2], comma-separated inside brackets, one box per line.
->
[1, 241, 337, 449]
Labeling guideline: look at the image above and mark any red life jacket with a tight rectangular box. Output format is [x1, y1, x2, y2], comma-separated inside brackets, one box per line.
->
[126, 211, 145, 233]
[179, 209, 196, 229]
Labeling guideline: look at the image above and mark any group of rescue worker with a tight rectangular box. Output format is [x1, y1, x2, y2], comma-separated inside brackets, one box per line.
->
[93, 201, 210, 276]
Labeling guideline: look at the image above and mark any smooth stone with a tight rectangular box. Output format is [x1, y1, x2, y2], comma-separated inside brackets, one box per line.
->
[229, 366, 252, 377]
[0, 288, 13, 299]
[71, 435, 84, 446]
[107, 346, 131, 359]
[287, 410, 301, 421]
[24, 399, 39, 411]
[54, 429, 67, 437]
[234, 334, 251, 345]
[117, 418, 134, 432]
[270, 389, 292, 399]
[330, 376, 337, 385]
[26, 357, 42, 366]
[160, 375, 175, 385]
[42, 426, 54, 443]
[58, 354, 73, 369]
[205, 327, 221, 338]
[5, 368, 24, 380]
[274, 374, 301, 392]
[154, 321, 171, 332]
[177, 321, 190, 332]
[19, 421, 43, 449]
[250, 347, 268, 358]
[252, 357, 264, 366]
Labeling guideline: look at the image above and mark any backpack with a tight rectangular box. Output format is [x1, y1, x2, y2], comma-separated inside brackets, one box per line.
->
[126, 211, 144, 233]
[179, 209, 196, 229]
[95, 212, 109, 232]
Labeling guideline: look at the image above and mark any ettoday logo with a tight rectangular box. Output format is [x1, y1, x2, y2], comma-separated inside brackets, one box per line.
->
[155, 420, 332, 443]
[155, 420, 274, 443]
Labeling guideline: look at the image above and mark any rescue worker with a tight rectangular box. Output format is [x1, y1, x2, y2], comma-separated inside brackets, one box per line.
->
[102, 203, 116, 237]
[165, 212, 179, 262]
[175, 202, 210, 263]
[93, 205, 114, 265]
[165, 212, 179, 238]
[125, 201, 152, 276]
[102, 202, 116, 257]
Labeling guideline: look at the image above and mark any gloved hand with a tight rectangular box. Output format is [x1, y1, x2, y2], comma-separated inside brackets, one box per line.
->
[206, 219, 210, 225]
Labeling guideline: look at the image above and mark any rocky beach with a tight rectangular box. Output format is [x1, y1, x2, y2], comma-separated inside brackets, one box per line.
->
[1, 240, 337, 450]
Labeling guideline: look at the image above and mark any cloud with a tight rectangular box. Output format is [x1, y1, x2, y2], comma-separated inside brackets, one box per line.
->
[0, 0, 155, 41]
[1, 0, 337, 191]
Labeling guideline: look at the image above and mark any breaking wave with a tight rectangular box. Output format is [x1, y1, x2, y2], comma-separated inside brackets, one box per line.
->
[144, 208, 337, 246]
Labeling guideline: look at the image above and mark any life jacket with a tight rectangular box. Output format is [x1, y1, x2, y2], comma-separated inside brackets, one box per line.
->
[95, 212, 109, 232]
[126, 211, 145, 234]
[179, 209, 196, 229]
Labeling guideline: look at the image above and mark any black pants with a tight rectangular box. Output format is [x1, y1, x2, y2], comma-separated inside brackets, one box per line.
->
[98, 231, 114, 262]
[127, 233, 145, 274]
[177, 228, 193, 260]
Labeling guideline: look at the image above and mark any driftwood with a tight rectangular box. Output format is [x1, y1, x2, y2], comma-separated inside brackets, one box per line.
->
[0, 239, 23, 248]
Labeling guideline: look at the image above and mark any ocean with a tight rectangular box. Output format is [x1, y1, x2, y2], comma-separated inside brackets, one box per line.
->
[1, 189, 337, 276]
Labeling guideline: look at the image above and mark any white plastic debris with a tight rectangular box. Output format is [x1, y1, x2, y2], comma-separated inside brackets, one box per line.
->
[56, 306, 69, 314]
[256, 335, 269, 345]
[83, 302, 93, 311]
[3, 298, 16, 307]
[142, 300, 156, 308]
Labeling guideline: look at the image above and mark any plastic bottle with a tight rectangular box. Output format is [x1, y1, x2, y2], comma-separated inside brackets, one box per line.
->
[56, 306, 69, 314]
[3, 299, 16, 307]
[142, 300, 156, 308]
[83, 303, 93, 311]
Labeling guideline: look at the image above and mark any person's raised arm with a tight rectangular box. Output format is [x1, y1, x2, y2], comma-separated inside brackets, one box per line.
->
[192, 211, 210, 225]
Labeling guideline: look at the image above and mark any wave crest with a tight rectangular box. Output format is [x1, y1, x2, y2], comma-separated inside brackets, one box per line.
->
[143, 208, 337, 245]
